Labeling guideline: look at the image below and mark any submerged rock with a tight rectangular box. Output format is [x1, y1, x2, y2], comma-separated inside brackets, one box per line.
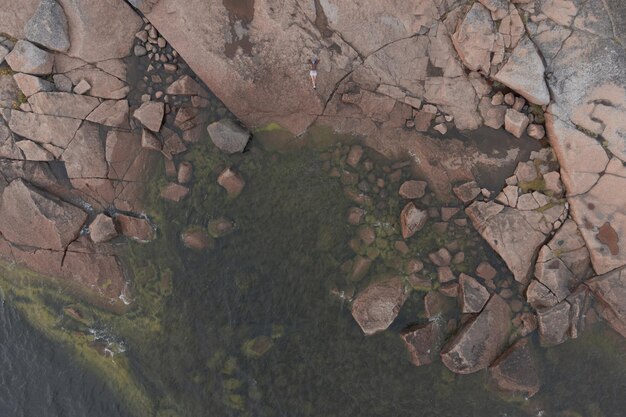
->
[208, 217, 235, 238]
[586, 266, 626, 338]
[207, 119, 250, 154]
[441, 294, 512, 374]
[400, 321, 444, 367]
[398, 180, 427, 199]
[489, 338, 541, 397]
[160, 182, 189, 202]
[459, 273, 490, 314]
[181, 228, 214, 250]
[351, 276, 408, 336]
[242, 335, 274, 358]
[217, 167, 246, 198]
[116, 214, 155, 242]
[89, 213, 118, 243]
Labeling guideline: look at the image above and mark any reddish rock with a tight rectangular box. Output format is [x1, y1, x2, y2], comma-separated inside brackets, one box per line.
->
[453, 181, 480, 204]
[398, 180, 427, 199]
[165, 75, 209, 97]
[177, 161, 193, 184]
[586, 266, 626, 338]
[61, 122, 108, 179]
[567, 286, 592, 339]
[86, 100, 130, 128]
[12, 73, 53, 97]
[437, 267, 455, 283]
[597, 222, 619, 256]
[347, 207, 365, 225]
[459, 273, 490, 313]
[441, 294, 512, 374]
[141, 129, 161, 151]
[9, 110, 82, 148]
[400, 321, 444, 367]
[476, 261, 497, 280]
[537, 301, 571, 346]
[160, 182, 189, 202]
[346, 145, 364, 168]
[89, 213, 118, 243]
[5, 40, 54, 75]
[181, 228, 214, 250]
[0, 179, 87, 250]
[217, 167, 245, 198]
[162, 130, 187, 158]
[350, 256, 372, 282]
[489, 338, 541, 397]
[440, 283, 460, 298]
[478, 96, 507, 129]
[527, 123, 545, 140]
[133, 101, 164, 132]
[208, 217, 235, 238]
[441, 207, 459, 221]
[504, 109, 530, 138]
[526, 279, 559, 310]
[115, 214, 155, 242]
[400, 202, 428, 239]
[207, 119, 250, 154]
[28, 92, 100, 119]
[351, 276, 408, 336]
[356, 225, 376, 246]
[65, 67, 129, 100]
[429, 247, 452, 267]
[451, 3, 496, 74]
[405, 259, 424, 274]
[424, 291, 455, 319]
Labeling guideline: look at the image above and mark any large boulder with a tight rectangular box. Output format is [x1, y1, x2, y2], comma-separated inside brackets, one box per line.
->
[207, 119, 250, 154]
[351, 275, 409, 336]
[459, 273, 490, 314]
[8, 110, 82, 148]
[4, 40, 54, 75]
[133, 101, 164, 132]
[586, 266, 626, 338]
[28, 92, 100, 119]
[0, 179, 87, 250]
[451, 2, 496, 74]
[400, 321, 444, 367]
[24, 0, 70, 52]
[441, 294, 512, 374]
[489, 338, 541, 397]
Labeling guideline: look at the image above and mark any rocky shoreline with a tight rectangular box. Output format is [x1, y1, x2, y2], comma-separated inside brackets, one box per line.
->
[0, 0, 625, 406]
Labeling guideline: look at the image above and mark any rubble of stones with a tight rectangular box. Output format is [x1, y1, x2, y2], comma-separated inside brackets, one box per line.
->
[0, 3, 240, 307]
[342, 143, 624, 398]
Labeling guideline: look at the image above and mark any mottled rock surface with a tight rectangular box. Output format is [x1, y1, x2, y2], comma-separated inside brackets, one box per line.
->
[489, 338, 540, 397]
[24, 0, 70, 52]
[207, 119, 250, 154]
[351, 276, 408, 336]
[400, 321, 444, 367]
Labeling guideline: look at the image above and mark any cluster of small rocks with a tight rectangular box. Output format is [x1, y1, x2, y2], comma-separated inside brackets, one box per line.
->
[404, 101, 454, 135]
[481, 89, 546, 139]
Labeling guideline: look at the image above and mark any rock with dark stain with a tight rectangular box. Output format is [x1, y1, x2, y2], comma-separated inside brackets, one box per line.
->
[597, 222, 619, 255]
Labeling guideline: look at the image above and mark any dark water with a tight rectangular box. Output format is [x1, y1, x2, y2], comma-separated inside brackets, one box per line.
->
[0, 298, 131, 417]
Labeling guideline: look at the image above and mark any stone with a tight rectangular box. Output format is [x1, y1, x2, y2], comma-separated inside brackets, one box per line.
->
[162, 130, 187, 158]
[174, 107, 209, 132]
[0, 45, 7, 64]
[478, 96, 507, 129]
[537, 301, 571, 346]
[115, 214, 155, 242]
[586, 266, 626, 338]
[177, 162, 193, 184]
[347, 207, 365, 225]
[441, 207, 459, 222]
[159, 182, 189, 202]
[505, 109, 530, 138]
[73, 79, 91, 95]
[0, 120, 23, 160]
[28, 92, 100, 119]
[398, 180, 427, 199]
[134, 45, 147, 56]
[58, 0, 142, 63]
[65, 68, 129, 99]
[441, 294, 512, 374]
[133, 101, 164, 132]
[504, 93, 515, 106]
[207, 119, 250, 154]
[413, 111, 434, 131]
[217, 167, 245, 198]
[400, 202, 428, 239]
[451, 2, 496, 74]
[433, 123, 447, 134]
[12, 73, 53, 97]
[86, 100, 130, 128]
[356, 225, 376, 246]
[61, 122, 107, 179]
[512, 96, 526, 112]
[8, 110, 81, 148]
[16, 140, 54, 161]
[181, 229, 213, 250]
[476, 261, 497, 280]
[437, 267, 455, 283]
[493, 36, 550, 105]
[53, 74, 73, 92]
[0, 178, 87, 250]
[429, 248, 452, 267]
[491, 92, 504, 105]
[4, 40, 53, 75]
[526, 280, 559, 310]
[24, 0, 70, 52]
[351, 276, 408, 336]
[489, 338, 540, 397]
[424, 291, 454, 319]
[400, 321, 444, 367]
[453, 181, 480, 204]
[346, 145, 363, 168]
[89, 213, 118, 243]
[350, 256, 372, 282]
[459, 273, 490, 313]
[165, 75, 208, 97]
[495, 185, 519, 208]
[206, 218, 238, 240]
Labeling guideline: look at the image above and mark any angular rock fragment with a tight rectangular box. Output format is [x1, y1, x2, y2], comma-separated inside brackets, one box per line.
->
[452, 3, 496, 74]
[133, 101, 164, 132]
[208, 217, 235, 238]
[207, 119, 250, 154]
[399, 180, 427, 199]
[165, 75, 208, 97]
[28, 92, 100, 119]
[16, 140, 54, 161]
[351, 276, 408, 336]
[61, 122, 107, 179]
[453, 181, 480, 204]
[4, 40, 54, 75]
[217, 167, 245, 198]
[8, 110, 81, 148]
[459, 273, 490, 313]
[160, 182, 189, 202]
[586, 266, 626, 338]
[115, 214, 155, 242]
[400, 202, 428, 239]
[13, 73, 53, 97]
[89, 213, 118, 243]
[505, 109, 530, 138]
[24, 0, 70, 52]
[489, 338, 540, 397]
[86, 100, 130, 128]
[537, 301, 571, 346]
[400, 321, 444, 367]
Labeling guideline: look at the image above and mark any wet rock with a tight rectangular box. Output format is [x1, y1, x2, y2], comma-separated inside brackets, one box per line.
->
[177, 161, 193, 184]
[350, 256, 372, 282]
[356, 225, 376, 246]
[437, 267, 455, 284]
[429, 248, 452, 267]
[526, 280, 559, 310]
[504, 109, 530, 138]
[133, 101, 164, 132]
[4, 40, 54, 75]
[24, 0, 70, 52]
[115, 214, 155, 242]
[459, 273, 490, 314]
[86, 100, 130, 128]
[398, 180, 427, 199]
[567, 286, 592, 339]
[346, 145, 363, 168]
[424, 291, 454, 319]
[0, 178, 87, 250]
[174, 107, 209, 132]
[242, 335, 274, 359]
[586, 266, 626, 338]
[537, 301, 571, 346]
[28, 92, 100, 119]
[489, 338, 541, 397]
[347, 207, 365, 225]
[165, 75, 208, 97]
[400, 202, 428, 239]
[207, 119, 250, 154]
[12, 73, 53, 97]
[476, 261, 497, 280]
[453, 181, 480, 204]
[89, 213, 118, 243]
[181, 228, 213, 250]
[162, 130, 187, 158]
[493, 36, 550, 105]
[217, 167, 245, 198]
[441, 294, 512, 374]
[159, 182, 189, 202]
[452, 2, 496, 74]
[440, 283, 459, 298]
[208, 217, 235, 238]
[441, 207, 459, 222]
[400, 321, 444, 367]
[351, 275, 408, 336]
[59, 0, 142, 62]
